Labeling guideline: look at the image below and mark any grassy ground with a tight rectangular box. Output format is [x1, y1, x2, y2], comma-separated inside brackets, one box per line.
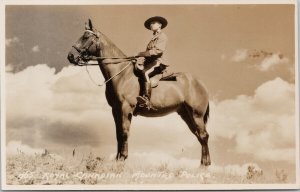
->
[6, 152, 292, 185]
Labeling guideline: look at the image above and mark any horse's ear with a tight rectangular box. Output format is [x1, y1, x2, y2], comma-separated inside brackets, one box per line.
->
[85, 22, 89, 30]
[88, 19, 93, 30]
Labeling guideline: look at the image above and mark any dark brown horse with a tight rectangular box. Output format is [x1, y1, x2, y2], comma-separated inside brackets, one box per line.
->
[67, 19, 211, 166]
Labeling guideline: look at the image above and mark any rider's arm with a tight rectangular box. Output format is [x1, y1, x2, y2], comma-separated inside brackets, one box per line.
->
[148, 33, 168, 56]
[138, 33, 168, 57]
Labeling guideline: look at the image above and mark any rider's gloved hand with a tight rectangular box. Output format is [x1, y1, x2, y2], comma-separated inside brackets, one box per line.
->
[137, 51, 151, 57]
[136, 57, 145, 63]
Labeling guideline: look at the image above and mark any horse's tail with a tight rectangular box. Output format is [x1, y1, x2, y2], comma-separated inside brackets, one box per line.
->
[203, 102, 209, 125]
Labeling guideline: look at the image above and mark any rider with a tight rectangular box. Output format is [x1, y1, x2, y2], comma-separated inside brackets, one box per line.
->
[136, 16, 168, 109]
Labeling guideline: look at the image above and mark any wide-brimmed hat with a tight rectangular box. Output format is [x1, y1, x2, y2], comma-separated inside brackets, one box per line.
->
[144, 16, 168, 30]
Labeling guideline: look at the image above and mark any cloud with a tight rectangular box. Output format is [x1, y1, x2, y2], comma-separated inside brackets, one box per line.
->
[258, 53, 289, 71]
[31, 45, 40, 52]
[209, 77, 295, 162]
[5, 65, 191, 156]
[5, 64, 14, 72]
[221, 54, 227, 60]
[5, 37, 20, 47]
[231, 49, 291, 72]
[6, 65, 111, 150]
[5, 65, 296, 165]
[253, 77, 294, 114]
[6, 140, 44, 156]
[248, 50, 275, 59]
[231, 49, 248, 62]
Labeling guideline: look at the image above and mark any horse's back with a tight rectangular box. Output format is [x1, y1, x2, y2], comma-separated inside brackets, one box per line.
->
[179, 72, 209, 111]
[150, 72, 209, 110]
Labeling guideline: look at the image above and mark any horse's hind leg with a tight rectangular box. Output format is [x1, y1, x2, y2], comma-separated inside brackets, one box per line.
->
[194, 112, 211, 166]
[177, 104, 211, 166]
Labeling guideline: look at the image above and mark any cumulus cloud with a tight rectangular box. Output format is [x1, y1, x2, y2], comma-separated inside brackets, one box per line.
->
[209, 77, 295, 162]
[6, 65, 111, 150]
[6, 140, 44, 156]
[258, 53, 289, 71]
[5, 65, 193, 156]
[231, 49, 291, 72]
[5, 64, 14, 72]
[5, 65, 296, 166]
[231, 49, 248, 62]
[5, 37, 20, 47]
[31, 45, 40, 52]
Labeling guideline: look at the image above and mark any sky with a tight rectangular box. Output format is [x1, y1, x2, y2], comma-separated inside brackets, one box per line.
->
[5, 4, 295, 99]
[4, 4, 297, 181]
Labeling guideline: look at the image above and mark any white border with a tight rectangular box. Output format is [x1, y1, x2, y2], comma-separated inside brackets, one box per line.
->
[1, 0, 299, 190]
[2, 183, 300, 190]
[1, 0, 6, 191]
[1, 0, 297, 5]
[295, 0, 300, 188]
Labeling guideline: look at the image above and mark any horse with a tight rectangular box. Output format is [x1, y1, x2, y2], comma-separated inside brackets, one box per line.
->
[67, 19, 211, 166]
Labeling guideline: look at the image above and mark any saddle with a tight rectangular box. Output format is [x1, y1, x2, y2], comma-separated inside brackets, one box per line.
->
[134, 62, 177, 88]
[150, 69, 177, 88]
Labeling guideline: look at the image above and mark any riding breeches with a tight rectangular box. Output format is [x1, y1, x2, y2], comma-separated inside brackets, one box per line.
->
[143, 60, 161, 82]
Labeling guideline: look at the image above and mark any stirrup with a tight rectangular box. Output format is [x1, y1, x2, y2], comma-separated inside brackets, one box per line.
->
[136, 95, 149, 104]
[138, 101, 157, 111]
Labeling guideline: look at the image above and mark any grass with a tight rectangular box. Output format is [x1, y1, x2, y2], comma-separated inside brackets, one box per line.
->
[6, 152, 292, 185]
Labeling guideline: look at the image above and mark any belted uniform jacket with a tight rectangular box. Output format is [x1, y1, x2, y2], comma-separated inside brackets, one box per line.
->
[145, 31, 168, 63]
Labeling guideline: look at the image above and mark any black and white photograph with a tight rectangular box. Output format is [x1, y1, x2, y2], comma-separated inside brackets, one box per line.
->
[1, 0, 299, 190]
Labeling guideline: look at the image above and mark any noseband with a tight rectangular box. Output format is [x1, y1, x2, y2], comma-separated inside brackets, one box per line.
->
[72, 30, 101, 63]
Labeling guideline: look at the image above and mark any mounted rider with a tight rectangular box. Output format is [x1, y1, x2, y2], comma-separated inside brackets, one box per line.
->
[136, 16, 168, 109]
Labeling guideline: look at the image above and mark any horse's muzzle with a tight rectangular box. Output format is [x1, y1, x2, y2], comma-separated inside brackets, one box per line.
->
[67, 53, 75, 64]
[67, 52, 81, 65]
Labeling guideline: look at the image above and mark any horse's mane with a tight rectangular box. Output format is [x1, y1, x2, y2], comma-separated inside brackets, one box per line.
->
[97, 31, 127, 58]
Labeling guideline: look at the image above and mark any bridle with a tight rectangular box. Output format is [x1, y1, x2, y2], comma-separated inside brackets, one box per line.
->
[72, 30, 101, 65]
[72, 29, 138, 86]
[72, 29, 137, 65]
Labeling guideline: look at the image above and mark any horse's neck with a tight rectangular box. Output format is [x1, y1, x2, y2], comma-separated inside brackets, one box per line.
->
[98, 33, 135, 87]
[100, 33, 126, 58]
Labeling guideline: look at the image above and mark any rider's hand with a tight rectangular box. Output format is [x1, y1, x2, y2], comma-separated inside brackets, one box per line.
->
[137, 51, 151, 57]
[136, 57, 145, 63]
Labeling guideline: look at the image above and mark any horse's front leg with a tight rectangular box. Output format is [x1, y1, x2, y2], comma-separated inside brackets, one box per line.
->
[112, 104, 132, 161]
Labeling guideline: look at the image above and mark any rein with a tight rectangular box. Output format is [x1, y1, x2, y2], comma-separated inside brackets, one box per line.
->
[85, 61, 133, 87]
[79, 56, 137, 87]
[76, 56, 137, 66]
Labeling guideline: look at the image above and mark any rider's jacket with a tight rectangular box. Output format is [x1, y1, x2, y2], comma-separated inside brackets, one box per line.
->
[145, 31, 168, 64]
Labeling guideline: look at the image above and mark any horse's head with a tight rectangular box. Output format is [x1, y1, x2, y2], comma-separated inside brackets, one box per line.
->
[67, 19, 101, 65]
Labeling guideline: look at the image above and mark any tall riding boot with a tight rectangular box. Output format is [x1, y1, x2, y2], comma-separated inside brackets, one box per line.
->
[137, 82, 152, 109]
[144, 82, 152, 101]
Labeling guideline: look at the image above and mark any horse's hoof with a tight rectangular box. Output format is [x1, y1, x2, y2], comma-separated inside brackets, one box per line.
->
[116, 154, 127, 161]
[201, 157, 211, 166]
[201, 162, 211, 166]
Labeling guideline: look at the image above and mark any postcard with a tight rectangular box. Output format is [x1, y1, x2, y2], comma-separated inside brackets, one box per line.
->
[1, 0, 299, 190]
